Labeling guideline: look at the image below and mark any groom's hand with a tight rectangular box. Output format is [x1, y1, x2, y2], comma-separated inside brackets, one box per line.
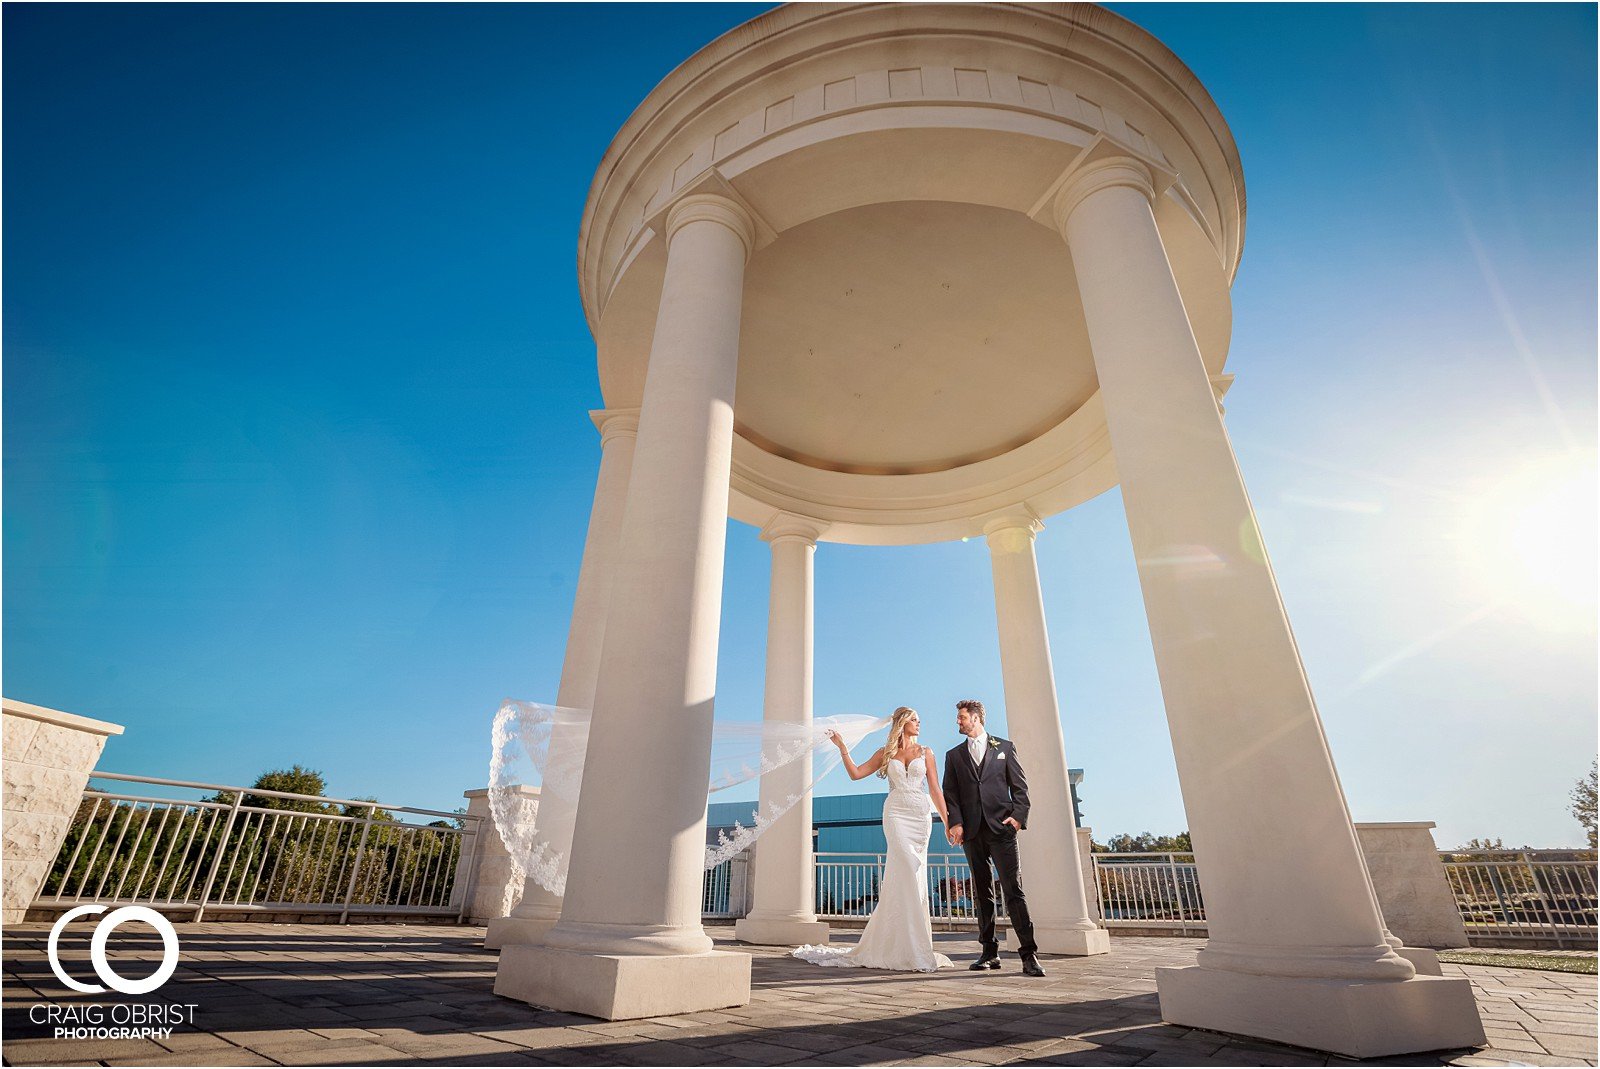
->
[947, 824, 963, 846]
[1001, 816, 1021, 831]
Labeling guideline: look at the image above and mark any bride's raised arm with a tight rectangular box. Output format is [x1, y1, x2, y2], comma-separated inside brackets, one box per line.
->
[827, 730, 885, 781]
[923, 746, 950, 825]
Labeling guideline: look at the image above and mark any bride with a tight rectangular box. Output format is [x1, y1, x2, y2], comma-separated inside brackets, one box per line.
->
[792, 706, 954, 972]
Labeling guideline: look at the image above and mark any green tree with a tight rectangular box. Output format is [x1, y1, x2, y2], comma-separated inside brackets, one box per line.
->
[205, 764, 334, 812]
[340, 796, 394, 821]
[200, 766, 342, 903]
[1572, 761, 1597, 849]
[46, 787, 224, 904]
[1460, 837, 1505, 851]
[1099, 831, 1192, 853]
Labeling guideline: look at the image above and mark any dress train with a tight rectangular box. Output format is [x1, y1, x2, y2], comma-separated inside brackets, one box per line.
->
[792, 754, 953, 973]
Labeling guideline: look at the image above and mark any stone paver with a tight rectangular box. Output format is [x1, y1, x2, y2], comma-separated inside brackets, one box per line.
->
[2, 922, 1594, 1067]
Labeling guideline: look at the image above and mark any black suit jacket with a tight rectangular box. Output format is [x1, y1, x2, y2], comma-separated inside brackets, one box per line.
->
[942, 735, 1031, 835]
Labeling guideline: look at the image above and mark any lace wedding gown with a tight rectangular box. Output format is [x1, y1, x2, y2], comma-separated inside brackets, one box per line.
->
[792, 753, 954, 972]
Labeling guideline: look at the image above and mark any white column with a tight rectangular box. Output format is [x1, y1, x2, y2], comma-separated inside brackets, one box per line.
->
[983, 513, 1108, 956]
[485, 408, 638, 950]
[495, 194, 756, 1021]
[1050, 156, 1483, 1057]
[735, 515, 830, 947]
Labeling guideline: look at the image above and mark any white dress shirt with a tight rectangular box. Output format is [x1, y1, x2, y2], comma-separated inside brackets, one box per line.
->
[967, 727, 989, 767]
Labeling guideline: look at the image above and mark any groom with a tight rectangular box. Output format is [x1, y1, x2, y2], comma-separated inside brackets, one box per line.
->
[942, 699, 1044, 976]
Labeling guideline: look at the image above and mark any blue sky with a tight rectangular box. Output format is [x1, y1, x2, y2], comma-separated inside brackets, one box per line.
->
[6, 4, 1594, 848]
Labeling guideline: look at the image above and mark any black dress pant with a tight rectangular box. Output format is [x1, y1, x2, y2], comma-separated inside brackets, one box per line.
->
[962, 825, 1036, 957]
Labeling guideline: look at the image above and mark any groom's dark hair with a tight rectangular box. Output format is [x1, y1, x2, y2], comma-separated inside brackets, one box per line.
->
[956, 699, 986, 723]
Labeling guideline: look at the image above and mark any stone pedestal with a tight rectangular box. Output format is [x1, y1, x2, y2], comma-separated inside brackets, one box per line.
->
[3, 699, 124, 924]
[487, 912, 557, 949]
[1039, 927, 1112, 955]
[735, 914, 830, 946]
[1157, 968, 1484, 1058]
[495, 944, 750, 1020]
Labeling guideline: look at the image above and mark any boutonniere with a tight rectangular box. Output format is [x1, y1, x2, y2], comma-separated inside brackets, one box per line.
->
[987, 738, 1001, 750]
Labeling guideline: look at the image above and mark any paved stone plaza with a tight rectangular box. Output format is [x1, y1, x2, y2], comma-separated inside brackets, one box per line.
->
[2, 924, 1593, 1067]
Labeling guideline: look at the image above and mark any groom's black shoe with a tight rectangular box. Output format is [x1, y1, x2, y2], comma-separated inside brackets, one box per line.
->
[969, 955, 1001, 971]
[1020, 955, 1046, 977]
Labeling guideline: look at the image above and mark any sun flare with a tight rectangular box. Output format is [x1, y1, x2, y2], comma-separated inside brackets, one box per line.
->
[1466, 453, 1598, 622]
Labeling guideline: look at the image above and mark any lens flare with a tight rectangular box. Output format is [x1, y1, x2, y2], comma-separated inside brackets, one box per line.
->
[1466, 454, 1597, 622]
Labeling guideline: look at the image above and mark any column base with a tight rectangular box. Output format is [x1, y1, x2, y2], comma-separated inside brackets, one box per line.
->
[484, 914, 557, 950]
[1396, 946, 1443, 976]
[494, 943, 751, 1021]
[1156, 966, 1485, 1058]
[1033, 925, 1111, 956]
[734, 916, 830, 947]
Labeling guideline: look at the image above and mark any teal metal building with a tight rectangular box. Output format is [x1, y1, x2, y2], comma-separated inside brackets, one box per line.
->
[707, 769, 1084, 857]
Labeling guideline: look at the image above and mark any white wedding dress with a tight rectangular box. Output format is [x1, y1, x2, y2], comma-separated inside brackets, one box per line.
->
[792, 753, 954, 972]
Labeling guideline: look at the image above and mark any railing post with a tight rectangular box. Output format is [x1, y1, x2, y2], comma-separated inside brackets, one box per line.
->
[193, 793, 244, 923]
[339, 806, 376, 926]
[1485, 862, 1515, 939]
[1166, 854, 1185, 934]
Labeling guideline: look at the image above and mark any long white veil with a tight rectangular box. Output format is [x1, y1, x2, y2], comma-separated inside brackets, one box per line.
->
[488, 701, 891, 897]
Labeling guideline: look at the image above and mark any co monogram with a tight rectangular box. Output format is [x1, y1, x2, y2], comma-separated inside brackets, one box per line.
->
[47, 905, 180, 995]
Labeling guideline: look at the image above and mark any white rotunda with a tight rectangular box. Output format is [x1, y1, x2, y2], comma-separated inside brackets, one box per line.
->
[489, 3, 1485, 1058]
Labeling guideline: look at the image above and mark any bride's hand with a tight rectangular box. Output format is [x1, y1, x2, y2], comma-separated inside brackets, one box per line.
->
[824, 729, 846, 750]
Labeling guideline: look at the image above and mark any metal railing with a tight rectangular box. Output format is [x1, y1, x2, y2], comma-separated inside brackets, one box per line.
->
[1092, 852, 1205, 933]
[814, 852, 1194, 929]
[808, 849, 1595, 947]
[1088, 850, 1600, 945]
[48, 779, 1593, 948]
[1441, 851, 1598, 946]
[814, 852, 1009, 925]
[815, 852, 885, 920]
[703, 854, 749, 918]
[35, 773, 482, 923]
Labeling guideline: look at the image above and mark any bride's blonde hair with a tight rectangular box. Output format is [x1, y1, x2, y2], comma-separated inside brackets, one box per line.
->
[877, 706, 920, 779]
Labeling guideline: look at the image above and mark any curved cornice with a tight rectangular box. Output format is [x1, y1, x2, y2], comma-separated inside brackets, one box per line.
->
[726, 391, 1120, 545]
[577, 3, 1245, 332]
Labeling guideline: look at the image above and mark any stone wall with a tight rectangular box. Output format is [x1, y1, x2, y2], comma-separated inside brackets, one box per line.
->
[1355, 821, 1469, 949]
[3, 699, 124, 924]
[1078, 826, 1099, 920]
[461, 785, 537, 924]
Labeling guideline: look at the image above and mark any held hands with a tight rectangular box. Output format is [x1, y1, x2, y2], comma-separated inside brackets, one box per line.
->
[946, 824, 964, 846]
